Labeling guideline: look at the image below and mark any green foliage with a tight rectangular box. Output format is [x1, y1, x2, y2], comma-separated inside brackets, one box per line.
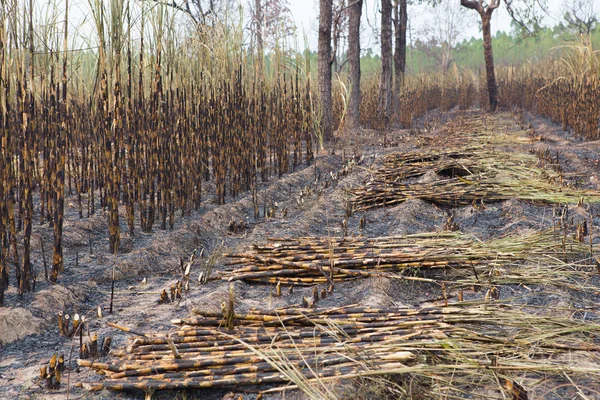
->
[454, 25, 600, 70]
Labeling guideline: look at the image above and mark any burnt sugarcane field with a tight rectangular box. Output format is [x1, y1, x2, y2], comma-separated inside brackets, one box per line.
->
[1, 1, 600, 400]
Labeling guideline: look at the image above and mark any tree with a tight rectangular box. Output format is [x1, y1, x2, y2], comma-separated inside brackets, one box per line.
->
[347, 0, 363, 130]
[378, 0, 393, 126]
[155, 0, 235, 25]
[262, 0, 297, 49]
[393, 1, 439, 97]
[249, 0, 296, 55]
[504, 0, 548, 37]
[460, 0, 501, 111]
[393, 0, 407, 97]
[319, 0, 334, 142]
[251, 0, 264, 71]
[420, 1, 469, 72]
[332, 0, 349, 73]
[563, 0, 597, 35]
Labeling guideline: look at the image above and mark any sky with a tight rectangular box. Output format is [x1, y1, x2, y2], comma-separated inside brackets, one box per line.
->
[287, 0, 600, 50]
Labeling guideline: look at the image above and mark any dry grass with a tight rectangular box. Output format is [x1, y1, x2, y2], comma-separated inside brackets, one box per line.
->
[497, 36, 600, 140]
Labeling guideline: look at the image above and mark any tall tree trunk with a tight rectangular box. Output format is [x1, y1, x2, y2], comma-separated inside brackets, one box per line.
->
[461, 1, 500, 112]
[393, 0, 407, 95]
[318, 0, 333, 142]
[255, 0, 263, 73]
[481, 12, 498, 111]
[347, 0, 363, 130]
[332, 7, 340, 75]
[378, 0, 393, 127]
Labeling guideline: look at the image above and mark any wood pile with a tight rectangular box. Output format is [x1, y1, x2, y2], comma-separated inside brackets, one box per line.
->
[350, 148, 600, 211]
[218, 230, 589, 285]
[78, 304, 600, 397]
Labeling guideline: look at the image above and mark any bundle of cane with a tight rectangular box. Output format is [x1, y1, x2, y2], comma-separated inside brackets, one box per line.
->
[79, 304, 600, 398]
[218, 230, 591, 285]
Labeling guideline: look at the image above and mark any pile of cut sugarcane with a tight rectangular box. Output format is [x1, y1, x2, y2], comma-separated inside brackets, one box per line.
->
[374, 147, 524, 181]
[78, 304, 600, 397]
[77, 305, 452, 393]
[218, 230, 590, 285]
[351, 148, 600, 210]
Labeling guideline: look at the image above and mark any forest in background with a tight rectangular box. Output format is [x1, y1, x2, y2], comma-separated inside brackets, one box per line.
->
[309, 24, 600, 76]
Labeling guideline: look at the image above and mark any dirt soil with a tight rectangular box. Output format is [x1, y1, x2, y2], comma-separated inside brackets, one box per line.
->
[2, 109, 600, 399]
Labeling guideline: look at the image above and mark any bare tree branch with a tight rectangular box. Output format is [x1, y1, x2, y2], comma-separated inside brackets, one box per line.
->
[563, 0, 597, 35]
[146, 0, 200, 25]
[505, 0, 548, 36]
[461, 0, 483, 13]
[488, 0, 501, 12]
